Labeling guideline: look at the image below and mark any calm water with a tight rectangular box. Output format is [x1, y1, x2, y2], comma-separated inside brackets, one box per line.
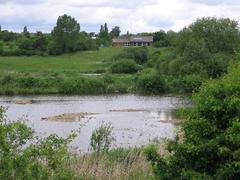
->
[0, 95, 187, 152]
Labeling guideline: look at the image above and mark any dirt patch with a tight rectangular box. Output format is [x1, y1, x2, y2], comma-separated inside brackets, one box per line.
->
[13, 99, 33, 105]
[158, 119, 181, 125]
[41, 112, 99, 122]
[110, 108, 146, 112]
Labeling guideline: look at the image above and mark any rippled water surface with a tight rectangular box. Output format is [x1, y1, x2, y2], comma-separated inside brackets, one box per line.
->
[0, 95, 188, 152]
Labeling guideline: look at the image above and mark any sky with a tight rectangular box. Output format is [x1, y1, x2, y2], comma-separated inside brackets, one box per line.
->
[0, 0, 240, 34]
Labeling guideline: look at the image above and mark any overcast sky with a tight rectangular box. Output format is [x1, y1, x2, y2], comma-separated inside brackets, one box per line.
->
[0, 0, 240, 33]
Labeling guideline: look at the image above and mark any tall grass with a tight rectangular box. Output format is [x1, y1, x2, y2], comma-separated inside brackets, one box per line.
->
[0, 73, 136, 95]
[67, 148, 153, 179]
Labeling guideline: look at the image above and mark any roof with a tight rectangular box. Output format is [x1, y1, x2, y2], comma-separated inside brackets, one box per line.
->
[112, 36, 153, 43]
[130, 36, 153, 43]
[112, 38, 130, 43]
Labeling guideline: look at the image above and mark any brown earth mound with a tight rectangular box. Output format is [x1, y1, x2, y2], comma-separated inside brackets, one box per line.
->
[13, 99, 33, 104]
[109, 108, 146, 112]
[41, 112, 99, 122]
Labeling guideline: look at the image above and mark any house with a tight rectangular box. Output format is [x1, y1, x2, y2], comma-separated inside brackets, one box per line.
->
[89, 32, 97, 39]
[112, 36, 153, 47]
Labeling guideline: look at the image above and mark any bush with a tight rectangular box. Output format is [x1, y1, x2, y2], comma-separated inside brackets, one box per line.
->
[169, 74, 204, 93]
[58, 77, 107, 94]
[136, 70, 166, 94]
[16, 76, 49, 88]
[0, 41, 3, 54]
[112, 48, 135, 61]
[0, 75, 15, 85]
[205, 53, 229, 78]
[19, 37, 33, 50]
[112, 47, 149, 65]
[0, 107, 78, 180]
[146, 63, 240, 179]
[133, 46, 149, 64]
[110, 59, 140, 74]
[90, 123, 115, 153]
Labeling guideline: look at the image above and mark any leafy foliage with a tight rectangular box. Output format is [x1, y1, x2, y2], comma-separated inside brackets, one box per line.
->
[50, 14, 80, 55]
[136, 70, 166, 94]
[177, 17, 240, 54]
[90, 123, 115, 153]
[110, 59, 140, 74]
[0, 107, 78, 180]
[113, 46, 149, 65]
[110, 26, 121, 38]
[145, 63, 240, 179]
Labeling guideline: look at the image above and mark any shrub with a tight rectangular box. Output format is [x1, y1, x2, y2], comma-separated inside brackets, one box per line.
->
[0, 107, 78, 180]
[0, 75, 16, 85]
[19, 37, 33, 50]
[133, 46, 149, 64]
[112, 48, 135, 61]
[146, 63, 240, 179]
[58, 77, 107, 94]
[169, 74, 204, 93]
[136, 70, 166, 94]
[110, 59, 140, 74]
[90, 123, 115, 153]
[112, 47, 149, 65]
[205, 53, 229, 78]
[0, 41, 3, 54]
[16, 76, 49, 88]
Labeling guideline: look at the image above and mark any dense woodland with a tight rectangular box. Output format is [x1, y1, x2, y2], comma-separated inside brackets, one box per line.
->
[0, 15, 240, 179]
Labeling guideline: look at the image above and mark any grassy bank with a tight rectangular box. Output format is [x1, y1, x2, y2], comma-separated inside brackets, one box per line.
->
[0, 47, 121, 74]
[0, 46, 200, 95]
[0, 47, 173, 95]
[68, 148, 154, 179]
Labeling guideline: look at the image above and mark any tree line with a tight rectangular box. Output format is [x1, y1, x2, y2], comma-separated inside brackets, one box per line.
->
[0, 14, 122, 56]
[0, 14, 180, 56]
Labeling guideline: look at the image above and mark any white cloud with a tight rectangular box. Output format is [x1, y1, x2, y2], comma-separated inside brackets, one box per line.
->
[189, 0, 224, 6]
[0, 0, 240, 33]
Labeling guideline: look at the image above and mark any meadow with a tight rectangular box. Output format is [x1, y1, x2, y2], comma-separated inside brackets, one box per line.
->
[0, 47, 121, 74]
[0, 47, 171, 95]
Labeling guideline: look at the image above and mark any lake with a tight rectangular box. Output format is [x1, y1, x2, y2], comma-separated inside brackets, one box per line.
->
[0, 95, 188, 152]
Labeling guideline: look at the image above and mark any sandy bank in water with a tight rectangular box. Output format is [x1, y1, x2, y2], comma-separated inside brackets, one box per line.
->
[41, 113, 99, 122]
[109, 108, 146, 112]
[13, 99, 33, 104]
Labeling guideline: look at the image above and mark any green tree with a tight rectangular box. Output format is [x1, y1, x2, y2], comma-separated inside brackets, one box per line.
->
[183, 38, 211, 63]
[110, 26, 121, 38]
[153, 30, 167, 47]
[145, 62, 240, 179]
[23, 26, 30, 37]
[32, 31, 48, 51]
[0, 41, 3, 54]
[50, 14, 80, 55]
[177, 17, 240, 54]
[23, 26, 28, 33]
[19, 37, 33, 50]
[104, 23, 108, 33]
[98, 23, 111, 46]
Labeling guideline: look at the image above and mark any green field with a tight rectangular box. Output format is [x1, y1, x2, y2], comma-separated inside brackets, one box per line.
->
[0, 47, 173, 95]
[0, 47, 122, 74]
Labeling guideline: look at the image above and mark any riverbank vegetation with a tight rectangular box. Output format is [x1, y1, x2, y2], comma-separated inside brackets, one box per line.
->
[1, 15, 240, 179]
[145, 61, 240, 179]
[1, 17, 239, 95]
[0, 106, 155, 179]
[1, 61, 239, 179]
